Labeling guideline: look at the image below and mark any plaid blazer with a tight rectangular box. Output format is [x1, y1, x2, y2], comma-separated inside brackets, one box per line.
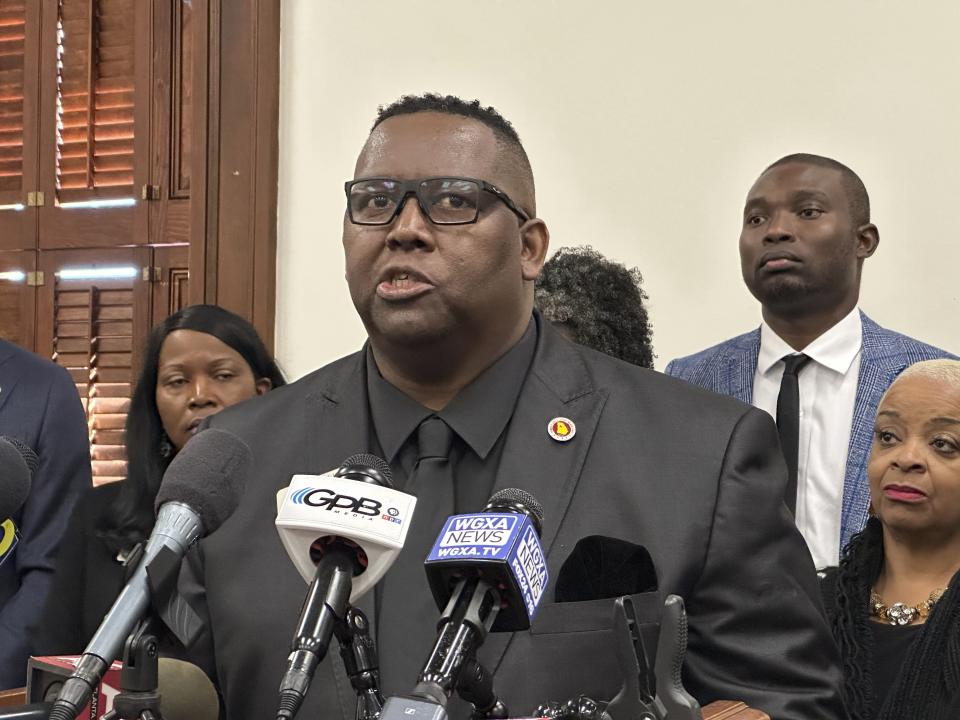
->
[666, 312, 957, 555]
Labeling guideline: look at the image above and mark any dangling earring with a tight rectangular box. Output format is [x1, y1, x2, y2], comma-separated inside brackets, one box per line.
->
[159, 435, 173, 459]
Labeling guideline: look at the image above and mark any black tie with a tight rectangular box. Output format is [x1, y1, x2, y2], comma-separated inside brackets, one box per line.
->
[776, 354, 811, 515]
[378, 416, 455, 695]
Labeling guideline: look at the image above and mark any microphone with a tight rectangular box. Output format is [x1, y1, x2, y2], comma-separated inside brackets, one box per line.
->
[381, 488, 548, 720]
[48, 428, 251, 720]
[0, 437, 38, 568]
[274, 453, 417, 720]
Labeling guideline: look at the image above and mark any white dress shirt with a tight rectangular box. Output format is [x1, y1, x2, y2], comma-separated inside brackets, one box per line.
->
[752, 307, 862, 569]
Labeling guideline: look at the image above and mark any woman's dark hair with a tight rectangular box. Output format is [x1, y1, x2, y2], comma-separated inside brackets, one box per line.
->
[830, 517, 884, 719]
[98, 304, 285, 552]
[535, 246, 654, 368]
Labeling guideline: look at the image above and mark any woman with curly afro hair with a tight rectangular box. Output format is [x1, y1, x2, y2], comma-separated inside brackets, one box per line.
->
[535, 246, 654, 368]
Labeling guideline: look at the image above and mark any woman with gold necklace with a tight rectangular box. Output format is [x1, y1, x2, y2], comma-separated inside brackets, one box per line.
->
[820, 358, 960, 719]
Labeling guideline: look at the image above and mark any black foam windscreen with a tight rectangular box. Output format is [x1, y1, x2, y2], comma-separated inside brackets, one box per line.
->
[554, 535, 658, 603]
[485, 487, 545, 534]
[0, 436, 33, 519]
[154, 427, 252, 534]
[336, 452, 393, 487]
[4, 436, 38, 476]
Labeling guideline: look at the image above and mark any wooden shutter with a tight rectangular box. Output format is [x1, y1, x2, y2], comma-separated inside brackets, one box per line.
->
[0, 0, 39, 250]
[36, 0, 146, 249]
[56, 0, 135, 203]
[37, 247, 149, 485]
[0, 0, 26, 197]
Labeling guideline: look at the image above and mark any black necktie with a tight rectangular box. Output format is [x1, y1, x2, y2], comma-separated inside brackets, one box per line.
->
[378, 416, 455, 695]
[776, 354, 811, 515]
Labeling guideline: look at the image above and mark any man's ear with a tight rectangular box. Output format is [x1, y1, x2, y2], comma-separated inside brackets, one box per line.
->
[520, 219, 550, 281]
[856, 223, 879, 259]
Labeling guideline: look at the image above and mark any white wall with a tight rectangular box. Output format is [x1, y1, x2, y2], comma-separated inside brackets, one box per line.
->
[276, 0, 960, 379]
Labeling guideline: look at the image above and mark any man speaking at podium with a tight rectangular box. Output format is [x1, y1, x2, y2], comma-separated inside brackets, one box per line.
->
[180, 95, 845, 720]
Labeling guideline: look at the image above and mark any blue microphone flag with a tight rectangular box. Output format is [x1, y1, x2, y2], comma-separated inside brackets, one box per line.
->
[425, 512, 548, 626]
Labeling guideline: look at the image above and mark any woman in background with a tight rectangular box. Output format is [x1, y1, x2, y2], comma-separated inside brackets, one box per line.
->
[37, 304, 285, 654]
[535, 245, 654, 368]
[821, 358, 960, 719]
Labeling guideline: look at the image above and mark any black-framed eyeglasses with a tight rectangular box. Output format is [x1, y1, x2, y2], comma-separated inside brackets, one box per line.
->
[344, 177, 530, 226]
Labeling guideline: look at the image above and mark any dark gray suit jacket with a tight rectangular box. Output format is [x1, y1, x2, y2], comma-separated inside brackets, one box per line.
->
[0, 339, 90, 688]
[182, 317, 845, 720]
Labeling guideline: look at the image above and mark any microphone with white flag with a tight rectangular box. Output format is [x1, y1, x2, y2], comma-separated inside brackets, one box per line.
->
[274, 453, 417, 720]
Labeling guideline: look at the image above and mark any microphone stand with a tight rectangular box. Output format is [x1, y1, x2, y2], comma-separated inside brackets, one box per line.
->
[454, 657, 508, 720]
[378, 577, 508, 720]
[98, 537, 193, 720]
[102, 617, 166, 720]
[413, 576, 499, 705]
[332, 607, 383, 720]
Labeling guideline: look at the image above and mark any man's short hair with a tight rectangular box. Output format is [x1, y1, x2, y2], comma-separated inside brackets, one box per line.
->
[535, 246, 655, 369]
[766, 153, 871, 227]
[373, 93, 535, 210]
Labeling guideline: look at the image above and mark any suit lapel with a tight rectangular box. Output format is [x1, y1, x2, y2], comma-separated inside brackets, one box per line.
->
[482, 318, 608, 675]
[840, 315, 902, 550]
[301, 351, 372, 476]
[724, 328, 760, 405]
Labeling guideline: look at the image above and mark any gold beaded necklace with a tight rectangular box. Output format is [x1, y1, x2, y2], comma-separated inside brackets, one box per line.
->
[870, 587, 946, 626]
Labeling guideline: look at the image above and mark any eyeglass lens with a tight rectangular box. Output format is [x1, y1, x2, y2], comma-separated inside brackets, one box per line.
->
[348, 178, 482, 225]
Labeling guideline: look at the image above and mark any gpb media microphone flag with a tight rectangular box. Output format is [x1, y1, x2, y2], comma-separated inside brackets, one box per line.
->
[274, 453, 417, 720]
[276, 454, 417, 601]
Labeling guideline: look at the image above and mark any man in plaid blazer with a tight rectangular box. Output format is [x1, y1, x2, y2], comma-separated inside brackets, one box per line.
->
[667, 154, 955, 566]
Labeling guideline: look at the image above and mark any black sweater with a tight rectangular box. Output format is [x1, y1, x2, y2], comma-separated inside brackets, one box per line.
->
[820, 565, 960, 720]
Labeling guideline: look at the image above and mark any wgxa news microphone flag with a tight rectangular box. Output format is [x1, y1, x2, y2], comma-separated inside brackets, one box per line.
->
[425, 510, 548, 628]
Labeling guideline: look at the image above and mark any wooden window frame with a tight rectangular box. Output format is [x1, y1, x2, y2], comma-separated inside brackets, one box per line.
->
[190, 0, 279, 353]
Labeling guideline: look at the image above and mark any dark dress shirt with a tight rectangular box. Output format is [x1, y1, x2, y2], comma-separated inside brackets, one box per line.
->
[365, 318, 536, 511]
